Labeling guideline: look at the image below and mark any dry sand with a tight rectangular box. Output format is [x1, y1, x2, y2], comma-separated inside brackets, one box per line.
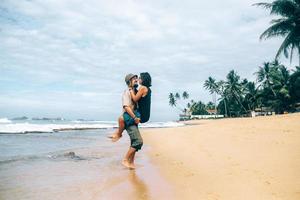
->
[143, 113, 300, 200]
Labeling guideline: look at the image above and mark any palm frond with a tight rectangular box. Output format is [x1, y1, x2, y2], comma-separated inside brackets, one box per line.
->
[275, 31, 297, 59]
[270, 0, 297, 17]
[289, 43, 295, 63]
[260, 19, 294, 40]
[253, 2, 272, 9]
[294, 0, 300, 4]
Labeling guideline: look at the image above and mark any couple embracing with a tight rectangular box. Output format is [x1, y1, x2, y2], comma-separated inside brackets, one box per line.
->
[110, 72, 152, 169]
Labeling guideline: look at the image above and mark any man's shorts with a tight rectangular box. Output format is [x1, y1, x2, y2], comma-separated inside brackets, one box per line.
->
[123, 110, 141, 128]
[126, 125, 143, 151]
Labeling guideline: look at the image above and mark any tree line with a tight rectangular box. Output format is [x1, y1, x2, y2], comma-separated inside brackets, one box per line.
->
[169, 62, 300, 117]
[169, 0, 300, 118]
[204, 61, 300, 117]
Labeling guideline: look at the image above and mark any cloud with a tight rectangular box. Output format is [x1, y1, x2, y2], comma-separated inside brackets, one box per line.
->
[0, 0, 294, 120]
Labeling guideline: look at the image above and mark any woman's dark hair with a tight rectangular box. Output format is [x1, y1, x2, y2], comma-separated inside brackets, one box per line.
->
[140, 72, 152, 87]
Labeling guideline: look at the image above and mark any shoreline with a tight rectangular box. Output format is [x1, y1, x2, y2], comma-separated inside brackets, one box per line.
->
[0, 129, 174, 200]
[143, 113, 300, 200]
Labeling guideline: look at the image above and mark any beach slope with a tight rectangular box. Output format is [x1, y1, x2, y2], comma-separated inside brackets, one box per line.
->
[143, 113, 300, 200]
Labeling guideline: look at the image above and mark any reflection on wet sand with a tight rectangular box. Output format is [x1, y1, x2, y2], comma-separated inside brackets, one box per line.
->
[99, 158, 173, 200]
[99, 167, 151, 200]
[128, 170, 149, 200]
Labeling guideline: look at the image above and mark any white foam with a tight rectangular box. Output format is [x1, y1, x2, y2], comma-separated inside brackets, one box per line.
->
[141, 121, 185, 128]
[0, 121, 184, 134]
[0, 118, 12, 124]
[0, 123, 117, 134]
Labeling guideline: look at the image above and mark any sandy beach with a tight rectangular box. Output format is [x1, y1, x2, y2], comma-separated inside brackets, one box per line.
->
[143, 113, 300, 200]
[1, 114, 299, 200]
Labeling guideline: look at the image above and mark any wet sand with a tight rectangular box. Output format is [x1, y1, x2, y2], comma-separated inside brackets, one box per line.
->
[0, 132, 173, 200]
[143, 113, 300, 200]
[99, 151, 173, 200]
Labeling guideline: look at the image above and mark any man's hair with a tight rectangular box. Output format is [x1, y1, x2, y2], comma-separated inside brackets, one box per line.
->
[140, 72, 152, 87]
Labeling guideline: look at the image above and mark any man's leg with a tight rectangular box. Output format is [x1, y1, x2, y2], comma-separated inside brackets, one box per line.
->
[122, 147, 136, 169]
[128, 149, 136, 164]
[122, 125, 142, 169]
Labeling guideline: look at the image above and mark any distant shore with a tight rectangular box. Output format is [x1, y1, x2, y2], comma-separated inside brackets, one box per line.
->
[143, 113, 300, 200]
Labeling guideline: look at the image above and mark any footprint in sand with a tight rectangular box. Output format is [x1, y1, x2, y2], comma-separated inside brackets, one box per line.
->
[206, 192, 220, 200]
[231, 162, 240, 167]
[265, 181, 271, 185]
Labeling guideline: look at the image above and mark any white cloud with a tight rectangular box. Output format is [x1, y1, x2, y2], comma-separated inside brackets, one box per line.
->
[1, 0, 295, 120]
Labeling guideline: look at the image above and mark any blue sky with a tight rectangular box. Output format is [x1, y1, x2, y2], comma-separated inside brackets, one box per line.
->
[0, 0, 296, 121]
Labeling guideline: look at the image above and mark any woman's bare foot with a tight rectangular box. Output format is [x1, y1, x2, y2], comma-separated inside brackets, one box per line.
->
[122, 159, 135, 169]
[108, 133, 122, 142]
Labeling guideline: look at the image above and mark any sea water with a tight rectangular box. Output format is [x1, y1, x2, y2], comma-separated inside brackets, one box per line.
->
[0, 118, 178, 199]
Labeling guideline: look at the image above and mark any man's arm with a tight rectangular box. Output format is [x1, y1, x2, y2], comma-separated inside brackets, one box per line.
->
[123, 106, 136, 118]
[129, 87, 147, 102]
[122, 89, 140, 124]
[124, 106, 140, 124]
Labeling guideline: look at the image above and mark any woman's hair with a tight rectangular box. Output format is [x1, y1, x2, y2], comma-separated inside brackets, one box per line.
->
[140, 72, 152, 87]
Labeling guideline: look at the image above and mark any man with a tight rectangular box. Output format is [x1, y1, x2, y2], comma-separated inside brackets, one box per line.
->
[121, 73, 143, 169]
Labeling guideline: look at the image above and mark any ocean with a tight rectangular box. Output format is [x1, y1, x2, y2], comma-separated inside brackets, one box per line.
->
[0, 118, 178, 199]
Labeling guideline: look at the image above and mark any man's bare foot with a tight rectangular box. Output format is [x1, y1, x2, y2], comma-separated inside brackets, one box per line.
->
[122, 159, 135, 169]
[129, 162, 136, 169]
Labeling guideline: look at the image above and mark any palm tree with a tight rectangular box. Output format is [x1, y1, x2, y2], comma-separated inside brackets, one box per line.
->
[254, 0, 300, 65]
[224, 70, 248, 114]
[273, 65, 291, 112]
[190, 101, 209, 115]
[169, 92, 185, 112]
[204, 77, 218, 112]
[206, 101, 215, 110]
[255, 62, 277, 96]
[182, 91, 189, 99]
[289, 66, 300, 106]
[244, 81, 259, 111]
[187, 102, 191, 109]
[216, 80, 228, 117]
[168, 93, 176, 107]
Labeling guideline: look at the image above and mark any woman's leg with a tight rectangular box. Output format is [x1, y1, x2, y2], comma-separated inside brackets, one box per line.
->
[117, 116, 125, 137]
[109, 116, 125, 142]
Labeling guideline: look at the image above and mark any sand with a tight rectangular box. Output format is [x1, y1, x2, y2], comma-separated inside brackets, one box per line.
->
[1, 114, 299, 200]
[143, 113, 300, 200]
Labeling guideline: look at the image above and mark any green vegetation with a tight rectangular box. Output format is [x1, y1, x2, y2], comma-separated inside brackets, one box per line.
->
[254, 0, 300, 65]
[206, 61, 300, 117]
[169, 91, 213, 115]
[169, 62, 300, 118]
[169, 0, 300, 118]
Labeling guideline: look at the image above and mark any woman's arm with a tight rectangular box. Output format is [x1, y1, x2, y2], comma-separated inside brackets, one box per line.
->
[130, 86, 147, 102]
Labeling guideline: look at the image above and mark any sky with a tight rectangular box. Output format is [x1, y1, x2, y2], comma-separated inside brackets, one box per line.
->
[0, 0, 297, 121]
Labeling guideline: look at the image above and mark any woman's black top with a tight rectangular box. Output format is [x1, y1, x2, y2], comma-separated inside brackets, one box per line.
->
[138, 88, 151, 123]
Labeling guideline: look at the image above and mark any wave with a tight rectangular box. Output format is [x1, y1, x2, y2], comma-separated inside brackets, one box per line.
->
[140, 121, 185, 128]
[0, 118, 12, 124]
[71, 120, 116, 124]
[0, 121, 184, 134]
[0, 122, 118, 134]
[0, 151, 103, 165]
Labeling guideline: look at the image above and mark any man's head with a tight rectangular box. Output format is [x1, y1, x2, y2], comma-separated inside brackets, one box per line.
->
[125, 73, 138, 87]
